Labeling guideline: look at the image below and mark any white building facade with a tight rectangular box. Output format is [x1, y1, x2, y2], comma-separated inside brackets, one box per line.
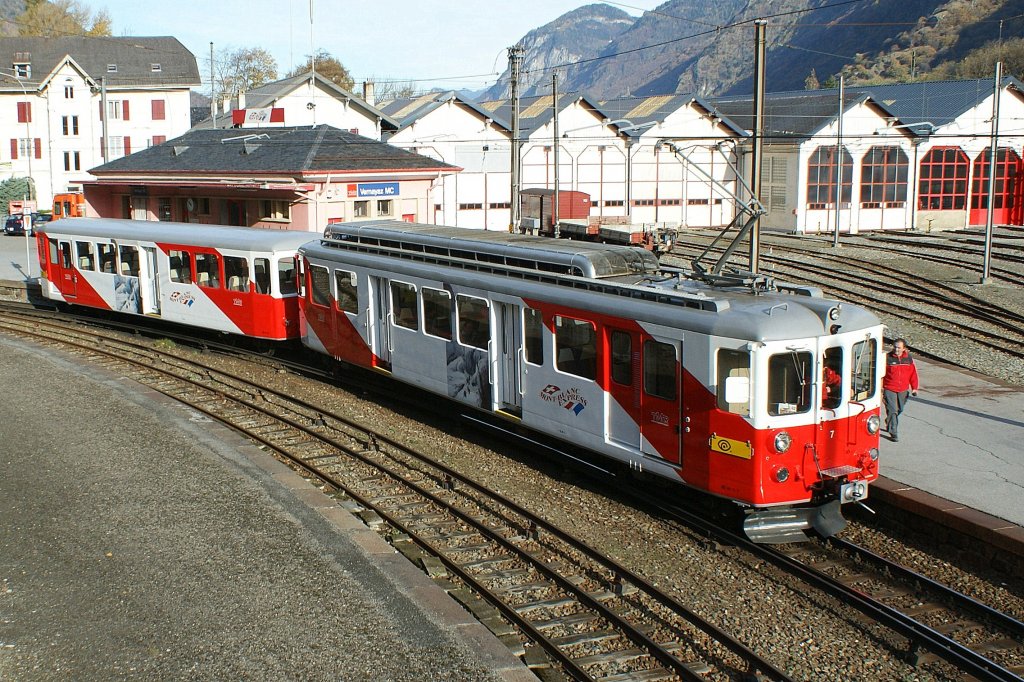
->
[0, 36, 199, 209]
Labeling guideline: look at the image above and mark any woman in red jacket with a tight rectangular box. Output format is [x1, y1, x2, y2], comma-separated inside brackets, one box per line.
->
[883, 338, 919, 442]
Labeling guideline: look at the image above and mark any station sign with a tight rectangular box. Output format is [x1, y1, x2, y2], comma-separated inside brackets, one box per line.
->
[347, 182, 400, 198]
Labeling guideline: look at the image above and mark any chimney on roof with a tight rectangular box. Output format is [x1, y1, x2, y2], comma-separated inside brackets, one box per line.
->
[238, 91, 246, 110]
[222, 95, 231, 114]
[363, 80, 375, 106]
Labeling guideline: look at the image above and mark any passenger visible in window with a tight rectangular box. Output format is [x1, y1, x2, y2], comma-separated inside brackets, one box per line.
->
[822, 362, 842, 409]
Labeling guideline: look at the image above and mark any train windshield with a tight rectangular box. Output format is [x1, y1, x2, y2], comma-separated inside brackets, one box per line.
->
[767, 350, 812, 416]
[851, 338, 878, 401]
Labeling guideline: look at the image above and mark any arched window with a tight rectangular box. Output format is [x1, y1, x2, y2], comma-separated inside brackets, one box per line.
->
[918, 147, 968, 210]
[806, 145, 852, 209]
[860, 146, 908, 208]
[970, 147, 1023, 225]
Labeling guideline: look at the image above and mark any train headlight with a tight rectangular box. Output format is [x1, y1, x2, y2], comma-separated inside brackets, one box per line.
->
[828, 305, 842, 321]
[773, 431, 792, 454]
[866, 415, 880, 435]
[774, 466, 790, 483]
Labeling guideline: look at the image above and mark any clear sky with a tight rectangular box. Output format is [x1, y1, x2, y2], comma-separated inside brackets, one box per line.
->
[96, 0, 665, 93]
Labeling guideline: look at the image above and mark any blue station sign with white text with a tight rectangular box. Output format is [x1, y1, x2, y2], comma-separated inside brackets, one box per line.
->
[349, 182, 400, 198]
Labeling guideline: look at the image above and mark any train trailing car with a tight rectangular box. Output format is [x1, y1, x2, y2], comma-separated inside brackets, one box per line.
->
[36, 218, 311, 340]
[299, 220, 884, 543]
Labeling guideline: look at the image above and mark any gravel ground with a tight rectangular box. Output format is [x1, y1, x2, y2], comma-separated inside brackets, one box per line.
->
[0, 338, 516, 682]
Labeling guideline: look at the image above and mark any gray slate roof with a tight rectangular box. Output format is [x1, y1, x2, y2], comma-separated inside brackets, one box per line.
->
[597, 94, 748, 138]
[0, 36, 200, 89]
[89, 125, 459, 176]
[711, 77, 1024, 139]
[378, 91, 509, 134]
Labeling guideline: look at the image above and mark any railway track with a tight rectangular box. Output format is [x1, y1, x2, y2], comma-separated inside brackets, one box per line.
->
[0, 307, 790, 682]
[643, 492, 1024, 682]
[666, 239, 1024, 362]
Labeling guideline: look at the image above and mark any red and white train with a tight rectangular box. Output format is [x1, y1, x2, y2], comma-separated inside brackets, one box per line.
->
[36, 219, 310, 339]
[36, 218, 884, 543]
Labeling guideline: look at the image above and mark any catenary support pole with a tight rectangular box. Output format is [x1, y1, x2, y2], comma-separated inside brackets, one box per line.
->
[552, 73, 560, 239]
[749, 19, 767, 273]
[982, 61, 1001, 285]
[509, 45, 524, 233]
[833, 75, 844, 248]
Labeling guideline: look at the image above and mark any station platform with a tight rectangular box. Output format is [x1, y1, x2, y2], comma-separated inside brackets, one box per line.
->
[0, 336, 532, 680]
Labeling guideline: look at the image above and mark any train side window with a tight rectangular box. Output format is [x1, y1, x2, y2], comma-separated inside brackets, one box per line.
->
[610, 331, 632, 385]
[390, 281, 418, 330]
[851, 339, 878, 401]
[75, 241, 94, 270]
[118, 245, 139, 277]
[97, 243, 115, 273]
[523, 308, 544, 365]
[334, 269, 359, 314]
[457, 295, 489, 349]
[555, 316, 596, 380]
[768, 351, 812, 416]
[716, 349, 750, 414]
[224, 256, 249, 292]
[822, 347, 844, 409]
[195, 252, 220, 288]
[422, 287, 451, 340]
[253, 258, 270, 294]
[278, 257, 297, 295]
[59, 242, 72, 269]
[169, 249, 191, 283]
[309, 265, 331, 307]
[644, 340, 677, 400]
[48, 239, 58, 265]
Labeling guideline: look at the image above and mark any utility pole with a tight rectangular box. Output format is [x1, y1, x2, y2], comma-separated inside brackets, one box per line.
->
[749, 19, 767, 273]
[100, 76, 108, 162]
[982, 61, 1001, 285]
[210, 42, 216, 127]
[552, 73, 560, 238]
[309, 0, 317, 125]
[508, 44, 524, 233]
[833, 74, 844, 248]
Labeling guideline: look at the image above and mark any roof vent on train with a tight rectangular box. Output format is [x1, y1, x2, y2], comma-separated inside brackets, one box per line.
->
[322, 220, 660, 279]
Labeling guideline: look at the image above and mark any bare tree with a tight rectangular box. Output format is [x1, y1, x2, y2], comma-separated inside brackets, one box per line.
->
[371, 78, 419, 102]
[287, 48, 353, 91]
[213, 46, 277, 101]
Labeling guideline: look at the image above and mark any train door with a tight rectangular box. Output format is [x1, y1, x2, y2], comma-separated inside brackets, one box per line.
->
[605, 327, 641, 450]
[639, 336, 683, 465]
[495, 302, 522, 415]
[57, 240, 77, 298]
[142, 246, 160, 314]
[370, 275, 392, 371]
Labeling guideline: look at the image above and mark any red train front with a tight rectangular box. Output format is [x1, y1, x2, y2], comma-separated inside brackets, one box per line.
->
[299, 221, 883, 543]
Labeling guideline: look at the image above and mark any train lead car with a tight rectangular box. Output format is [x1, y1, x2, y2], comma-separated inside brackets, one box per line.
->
[300, 220, 884, 543]
[36, 218, 311, 340]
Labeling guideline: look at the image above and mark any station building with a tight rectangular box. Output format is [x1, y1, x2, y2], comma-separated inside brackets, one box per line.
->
[83, 125, 458, 230]
[378, 77, 1024, 234]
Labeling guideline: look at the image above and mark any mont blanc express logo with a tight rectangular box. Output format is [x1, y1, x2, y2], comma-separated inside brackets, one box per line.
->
[540, 384, 588, 416]
[169, 291, 196, 307]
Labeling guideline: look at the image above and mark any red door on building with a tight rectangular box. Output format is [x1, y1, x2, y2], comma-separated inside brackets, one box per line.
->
[970, 147, 1024, 225]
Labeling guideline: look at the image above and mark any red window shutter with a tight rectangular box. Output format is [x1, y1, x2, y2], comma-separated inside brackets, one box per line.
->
[34, 138, 41, 159]
[124, 136, 131, 155]
[152, 135, 166, 145]
[16, 101, 30, 123]
[10, 139, 17, 160]
[122, 100, 130, 120]
[99, 101, 103, 121]
[100, 137, 105, 160]
[151, 99, 165, 120]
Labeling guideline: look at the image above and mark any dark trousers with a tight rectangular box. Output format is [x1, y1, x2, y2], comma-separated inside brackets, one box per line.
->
[883, 388, 910, 438]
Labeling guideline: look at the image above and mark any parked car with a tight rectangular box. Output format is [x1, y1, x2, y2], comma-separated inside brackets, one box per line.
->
[3, 215, 28, 236]
[3, 213, 50, 236]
